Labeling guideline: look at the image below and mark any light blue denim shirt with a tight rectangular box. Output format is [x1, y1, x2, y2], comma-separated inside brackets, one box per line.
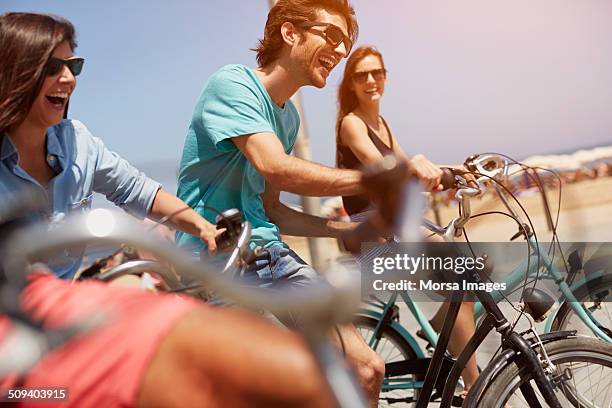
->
[0, 119, 161, 279]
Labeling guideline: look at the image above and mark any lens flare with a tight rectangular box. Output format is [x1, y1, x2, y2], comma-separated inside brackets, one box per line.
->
[86, 209, 115, 237]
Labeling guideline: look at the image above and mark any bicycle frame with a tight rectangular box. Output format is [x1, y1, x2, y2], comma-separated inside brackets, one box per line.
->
[359, 160, 610, 404]
[414, 268, 563, 408]
[473, 235, 612, 342]
[365, 263, 588, 405]
[361, 259, 612, 403]
[364, 237, 611, 356]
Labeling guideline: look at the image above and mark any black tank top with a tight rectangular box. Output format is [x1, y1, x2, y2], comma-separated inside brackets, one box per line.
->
[336, 115, 394, 216]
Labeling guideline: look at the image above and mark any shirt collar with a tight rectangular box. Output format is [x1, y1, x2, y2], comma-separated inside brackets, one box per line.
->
[46, 126, 65, 160]
[1, 126, 65, 164]
[0, 133, 18, 161]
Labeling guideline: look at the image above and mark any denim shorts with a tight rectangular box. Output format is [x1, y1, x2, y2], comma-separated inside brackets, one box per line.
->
[243, 243, 319, 289]
[242, 244, 320, 326]
[206, 244, 319, 315]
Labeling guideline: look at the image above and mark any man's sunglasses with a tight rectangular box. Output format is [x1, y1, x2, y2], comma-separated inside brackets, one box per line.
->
[299, 22, 353, 55]
[352, 68, 387, 84]
[45, 57, 85, 77]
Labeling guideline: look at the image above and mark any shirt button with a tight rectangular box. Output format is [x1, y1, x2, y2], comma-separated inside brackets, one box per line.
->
[47, 154, 56, 162]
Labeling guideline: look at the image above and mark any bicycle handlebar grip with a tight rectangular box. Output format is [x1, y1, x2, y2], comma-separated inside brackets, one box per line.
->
[214, 208, 243, 250]
[439, 167, 456, 190]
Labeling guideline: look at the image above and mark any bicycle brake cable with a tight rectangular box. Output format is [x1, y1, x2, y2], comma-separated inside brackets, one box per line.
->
[457, 169, 539, 334]
[478, 153, 570, 289]
[464, 168, 540, 307]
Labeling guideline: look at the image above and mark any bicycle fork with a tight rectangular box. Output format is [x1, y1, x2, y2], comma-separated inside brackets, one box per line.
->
[485, 297, 563, 408]
[502, 332, 563, 408]
[468, 280, 564, 407]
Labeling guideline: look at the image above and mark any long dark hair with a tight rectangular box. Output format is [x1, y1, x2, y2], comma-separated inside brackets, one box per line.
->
[0, 12, 77, 135]
[335, 45, 385, 139]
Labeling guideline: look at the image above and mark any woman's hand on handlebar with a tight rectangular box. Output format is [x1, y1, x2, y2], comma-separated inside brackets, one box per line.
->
[454, 167, 480, 189]
[148, 189, 226, 256]
[407, 154, 444, 192]
[438, 166, 479, 191]
[198, 221, 226, 256]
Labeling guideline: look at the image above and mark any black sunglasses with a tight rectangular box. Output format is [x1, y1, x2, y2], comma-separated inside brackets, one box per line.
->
[299, 22, 353, 55]
[45, 57, 85, 77]
[352, 68, 387, 84]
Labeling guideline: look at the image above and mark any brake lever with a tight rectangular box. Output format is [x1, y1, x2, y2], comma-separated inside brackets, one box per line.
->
[464, 153, 509, 182]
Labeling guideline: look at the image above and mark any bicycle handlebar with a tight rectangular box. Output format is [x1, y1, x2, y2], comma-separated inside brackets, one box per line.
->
[3, 210, 361, 323]
[439, 167, 456, 190]
[425, 153, 514, 240]
[96, 219, 253, 293]
[464, 153, 509, 181]
[95, 260, 182, 290]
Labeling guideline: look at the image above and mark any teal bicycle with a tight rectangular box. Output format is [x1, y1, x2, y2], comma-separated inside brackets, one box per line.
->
[355, 153, 612, 406]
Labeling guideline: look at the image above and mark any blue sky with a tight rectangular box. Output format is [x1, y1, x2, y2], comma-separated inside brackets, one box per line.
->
[3, 0, 612, 192]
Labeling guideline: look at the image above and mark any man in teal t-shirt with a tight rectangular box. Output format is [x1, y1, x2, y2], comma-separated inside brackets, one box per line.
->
[176, 64, 300, 252]
[175, 1, 429, 403]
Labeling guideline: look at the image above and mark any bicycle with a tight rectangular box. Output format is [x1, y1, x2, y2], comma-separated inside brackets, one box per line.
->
[351, 155, 612, 407]
[4, 158, 611, 407]
[0, 157, 416, 407]
[76, 207, 256, 299]
[0, 196, 367, 407]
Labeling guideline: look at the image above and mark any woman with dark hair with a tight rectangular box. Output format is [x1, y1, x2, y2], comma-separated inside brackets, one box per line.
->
[336, 45, 480, 395]
[0, 12, 222, 279]
[0, 12, 335, 407]
[336, 46, 445, 216]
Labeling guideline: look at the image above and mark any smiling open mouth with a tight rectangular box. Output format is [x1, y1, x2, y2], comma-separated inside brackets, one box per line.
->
[319, 56, 335, 71]
[46, 92, 69, 107]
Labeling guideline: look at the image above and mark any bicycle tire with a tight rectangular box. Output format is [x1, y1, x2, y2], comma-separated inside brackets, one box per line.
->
[355, 315, 421, 407]
[550, 275, 612, 338]
[475, 337, 612, 408]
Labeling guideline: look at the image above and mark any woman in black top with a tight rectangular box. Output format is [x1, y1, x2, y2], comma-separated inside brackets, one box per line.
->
[336, 45, 480, 393]
[336, 46, 443, 217]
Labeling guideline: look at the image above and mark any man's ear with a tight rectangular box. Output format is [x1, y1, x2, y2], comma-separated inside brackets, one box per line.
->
[280, 21, 299, 47]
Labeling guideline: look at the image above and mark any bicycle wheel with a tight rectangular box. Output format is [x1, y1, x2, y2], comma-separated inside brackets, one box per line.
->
[550, 275, 612, 338]
[355, 315, 421, 407]
[475, 337, 612, 408]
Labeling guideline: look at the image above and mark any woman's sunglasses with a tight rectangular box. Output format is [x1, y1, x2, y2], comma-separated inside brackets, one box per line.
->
[299, 22, 353, 55]
[45, 57, 85, 77]
[352, 68, 387, 84]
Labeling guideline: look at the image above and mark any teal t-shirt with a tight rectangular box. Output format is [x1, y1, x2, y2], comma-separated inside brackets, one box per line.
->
[176, 64, 300, 252]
